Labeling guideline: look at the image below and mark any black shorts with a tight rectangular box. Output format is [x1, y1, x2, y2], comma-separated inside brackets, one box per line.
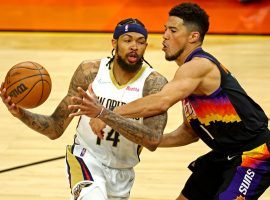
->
[182, 142, 270, 200]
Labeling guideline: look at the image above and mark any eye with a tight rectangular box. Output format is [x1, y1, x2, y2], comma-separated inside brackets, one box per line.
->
[137, 40, 146, 45]
[124, 39, 131, 43]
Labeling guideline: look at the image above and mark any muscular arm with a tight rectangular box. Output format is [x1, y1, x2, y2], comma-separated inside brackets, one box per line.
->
[114, 58, 219, 118]
[159, 119, 199, 147]
[12, 60, 99, 139]
[98, 72, 168, 151]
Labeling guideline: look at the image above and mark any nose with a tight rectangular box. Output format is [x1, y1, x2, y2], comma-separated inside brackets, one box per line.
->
[163, 29, 169, 40]
[130, 40, 138, 50]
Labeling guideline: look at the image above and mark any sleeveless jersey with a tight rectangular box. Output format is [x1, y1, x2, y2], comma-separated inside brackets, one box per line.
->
[182, 48, 270, 154]
[76, 58, 154, 168]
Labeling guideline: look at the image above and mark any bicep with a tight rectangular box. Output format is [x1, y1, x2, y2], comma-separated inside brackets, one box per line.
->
[142, 73, 168, 132]
[158, 62, 208, 107]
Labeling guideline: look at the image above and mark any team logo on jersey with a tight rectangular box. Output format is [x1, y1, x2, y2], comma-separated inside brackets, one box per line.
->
[126, 86, 139, 92]
[80, 148, 86, 157]
[183, 99, 196, 122]
[238, 168, 255, 196]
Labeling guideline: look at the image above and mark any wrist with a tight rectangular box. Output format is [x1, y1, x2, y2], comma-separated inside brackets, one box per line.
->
[95, 107, 105, 118]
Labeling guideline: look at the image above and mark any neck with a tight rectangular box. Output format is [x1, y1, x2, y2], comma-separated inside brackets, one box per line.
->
[112, 60, 141, 85]
[175, 44, 201, 66]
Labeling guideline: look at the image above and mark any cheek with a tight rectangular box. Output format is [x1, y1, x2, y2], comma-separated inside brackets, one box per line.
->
[170, 37, 185, 49]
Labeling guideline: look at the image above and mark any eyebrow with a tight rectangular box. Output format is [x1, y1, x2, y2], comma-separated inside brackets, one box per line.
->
[122, 33, 146, 40]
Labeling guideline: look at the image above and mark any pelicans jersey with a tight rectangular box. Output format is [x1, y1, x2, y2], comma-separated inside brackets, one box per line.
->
[75, 58, 154, 168]
[182, 48, 270, 154]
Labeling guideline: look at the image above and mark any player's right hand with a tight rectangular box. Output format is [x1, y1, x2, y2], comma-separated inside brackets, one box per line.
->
[89, 118, 106, 140]
[0, 82, 23, 118]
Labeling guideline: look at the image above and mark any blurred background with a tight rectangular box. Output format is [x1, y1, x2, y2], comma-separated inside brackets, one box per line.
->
[0, 0, 270, 199]
[0, 0, 269, 34]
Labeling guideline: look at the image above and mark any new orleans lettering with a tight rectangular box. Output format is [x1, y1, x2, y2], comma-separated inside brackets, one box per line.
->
[98, 96, 139, 120]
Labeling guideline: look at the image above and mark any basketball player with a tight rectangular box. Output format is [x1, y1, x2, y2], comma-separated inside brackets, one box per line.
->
[0, 18, 168, 199]
[68, 3, 270, 200]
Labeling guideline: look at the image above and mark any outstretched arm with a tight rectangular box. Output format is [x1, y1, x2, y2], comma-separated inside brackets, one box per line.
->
[114, 58, 217, 118]
[0, 60, 99, 139]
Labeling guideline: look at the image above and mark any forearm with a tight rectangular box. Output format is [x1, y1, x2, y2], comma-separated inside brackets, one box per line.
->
[17, 109, 62, 139]
[99, 108, 162, 151]
[159, 123, 199, 147]
[114, 94, 169, 118]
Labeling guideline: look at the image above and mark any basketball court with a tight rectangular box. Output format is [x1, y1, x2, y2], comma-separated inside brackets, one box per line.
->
[0, 32, 270, 199]
[0, 0, 270, 199]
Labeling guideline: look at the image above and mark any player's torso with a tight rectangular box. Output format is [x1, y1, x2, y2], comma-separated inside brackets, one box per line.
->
[183, 48, 270, 154]
[76, 58, 154, 168]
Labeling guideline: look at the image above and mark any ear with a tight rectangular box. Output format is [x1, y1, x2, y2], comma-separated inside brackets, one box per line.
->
[112, 39, 117, 49]
[189, 31, 200, 43]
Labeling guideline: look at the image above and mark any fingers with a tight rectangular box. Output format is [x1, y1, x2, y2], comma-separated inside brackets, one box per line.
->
[68, 87, 102, 118]
[88, 84, 97, 99]
[89, 118, 105, 140]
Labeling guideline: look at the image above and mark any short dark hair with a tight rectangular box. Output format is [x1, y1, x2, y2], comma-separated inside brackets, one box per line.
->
[116, 18, 146, 27]
[169, 3, 209, 42]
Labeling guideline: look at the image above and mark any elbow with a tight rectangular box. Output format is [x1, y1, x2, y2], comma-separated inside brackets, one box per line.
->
[192, 136, 200, 143]
[47, 132, 62, 140]
[144, 136, 161, 152]
[146, 144, 158, 152]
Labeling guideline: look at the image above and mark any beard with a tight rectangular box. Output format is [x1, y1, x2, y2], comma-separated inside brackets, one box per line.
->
[165, 48, 184, 61]
[116, 48, 143, 73]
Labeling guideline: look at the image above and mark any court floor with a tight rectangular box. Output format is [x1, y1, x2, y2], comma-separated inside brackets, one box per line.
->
[0, 32, 270, 199]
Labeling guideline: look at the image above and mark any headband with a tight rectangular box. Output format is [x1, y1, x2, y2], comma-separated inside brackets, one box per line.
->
[113, 23, 148, 39]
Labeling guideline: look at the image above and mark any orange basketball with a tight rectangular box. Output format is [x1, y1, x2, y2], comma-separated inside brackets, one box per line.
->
[3, 61, 52, 109]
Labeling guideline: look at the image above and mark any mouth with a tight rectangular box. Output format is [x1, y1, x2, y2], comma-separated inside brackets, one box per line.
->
[162, 42, 168, 51]
[127, 52, 139, 63]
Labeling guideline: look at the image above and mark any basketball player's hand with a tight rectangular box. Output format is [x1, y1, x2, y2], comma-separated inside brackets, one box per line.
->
[89, 118, 106, 140]
[0, 82, 23, 118]
[68, 87, 103, 118]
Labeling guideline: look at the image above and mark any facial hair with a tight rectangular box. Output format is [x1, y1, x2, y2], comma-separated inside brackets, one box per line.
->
[165, 48, 184, 61]
[116, 47, 143, 73]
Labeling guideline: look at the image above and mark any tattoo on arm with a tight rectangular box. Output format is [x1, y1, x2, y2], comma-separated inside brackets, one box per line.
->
[100, 72, 168, 149]
[100, 109, 161, 146]
[17, 60, 100, 139]
[142, 72, 168, 144]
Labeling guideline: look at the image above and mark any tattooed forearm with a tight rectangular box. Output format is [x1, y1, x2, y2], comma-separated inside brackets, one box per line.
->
[19, 109, 53, 137]
[100, 108, 166, 151]
[17, 95, 73, 139]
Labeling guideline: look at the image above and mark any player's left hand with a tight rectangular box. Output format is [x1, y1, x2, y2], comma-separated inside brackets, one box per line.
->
[68, 86, 103, 118]
[89, 118, 106, 139]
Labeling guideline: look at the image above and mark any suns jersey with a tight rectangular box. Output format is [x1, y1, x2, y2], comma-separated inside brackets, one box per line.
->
[75, 58, 154, 169]
[183, 48, 270, 154]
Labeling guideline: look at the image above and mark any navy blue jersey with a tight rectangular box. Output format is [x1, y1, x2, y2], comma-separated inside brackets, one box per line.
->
[182, 48, 270, 154]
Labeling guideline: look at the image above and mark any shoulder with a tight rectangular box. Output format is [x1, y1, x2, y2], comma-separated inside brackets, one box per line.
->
[143, 71, 168, 96]
[75, 59, 102, 81]
[69, 59, 102, 91]
[177, 57, 217, 78]
[79, 59, 101, 74]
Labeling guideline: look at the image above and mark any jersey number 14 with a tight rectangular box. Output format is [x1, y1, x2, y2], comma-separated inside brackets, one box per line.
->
[96, 129, 120, 147]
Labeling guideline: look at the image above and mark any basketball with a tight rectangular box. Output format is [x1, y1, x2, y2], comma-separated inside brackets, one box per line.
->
[3, 61, 52, 109]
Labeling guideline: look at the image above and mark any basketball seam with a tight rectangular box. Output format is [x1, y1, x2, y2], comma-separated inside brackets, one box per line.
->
[5, 74, 50, 91]
[32, 61, 44, 107]
[15, 80, 51, 105]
